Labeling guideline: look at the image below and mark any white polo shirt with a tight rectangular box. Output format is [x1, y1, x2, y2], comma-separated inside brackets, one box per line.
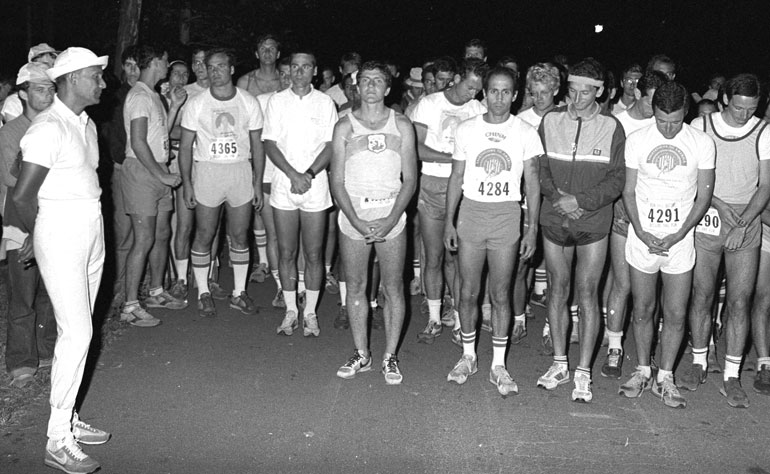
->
[20, 96, 101, 203]
[124, 81, 169, 163]
[262, 87, 337, 179]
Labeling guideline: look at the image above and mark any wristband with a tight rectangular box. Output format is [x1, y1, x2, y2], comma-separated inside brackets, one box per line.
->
[305, 168, 316, 179]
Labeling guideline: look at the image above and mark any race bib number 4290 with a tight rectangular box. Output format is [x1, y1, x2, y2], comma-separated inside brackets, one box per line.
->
[696, 207, 721, 236]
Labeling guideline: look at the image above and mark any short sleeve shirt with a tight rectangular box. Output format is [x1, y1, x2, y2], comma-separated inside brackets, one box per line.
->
[615, 110, 654, 137]
[181, 87, 263, 163]
[262, 87, 337, 175]
[453, 114, 543, 203]
[124, 81, 169, 163]
[625, 123, 715, 236]
[412, 92, 486, 178]
[20, 96, 101, 202]
[516, 107, 543, 129]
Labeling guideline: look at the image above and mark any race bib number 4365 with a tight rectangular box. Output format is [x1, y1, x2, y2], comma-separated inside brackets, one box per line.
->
[696, 207, 721, 236]
[209, 137, 238, 161]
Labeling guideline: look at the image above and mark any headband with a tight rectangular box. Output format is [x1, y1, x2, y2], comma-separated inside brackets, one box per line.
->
[568, 74, 603, 88]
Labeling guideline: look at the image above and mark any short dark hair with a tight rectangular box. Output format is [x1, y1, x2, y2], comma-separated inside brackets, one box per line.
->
[205, 48, 237, 68]
[483, 66, 517, 92]
[646, 54, 676, 75]
[458, 57, 489, 82]
[277, 57, 291, 68]
[292, 50, 317, 67]
[256, 34, 281, 51]
[652, 81, 688, 114]
[190, 46, 207, 58]
[339, 52, 362, 69]
[357, 61, 392, 87]
[464, 38, 486, 54]
[496, 56, 518, 69]
[724, 73, 761, 100]
[433, 56, 457, 76]
[570, 58, 605, 83]
[135, 45, 166, 70]
[622, 63, 643, 77]
[121, 45, 139, 65]
[638, 70, 669, 97]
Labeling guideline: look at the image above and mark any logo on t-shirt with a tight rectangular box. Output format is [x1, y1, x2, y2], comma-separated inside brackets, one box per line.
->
[367, 134, 386, 153]
[647, 144, 687, 173]
[475, 148, 512, 177]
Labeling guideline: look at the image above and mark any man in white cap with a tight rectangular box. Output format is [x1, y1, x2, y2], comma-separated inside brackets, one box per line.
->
[13, 46, 111, 474]
[1, 43, 58, 123]
[0, 62, 56, 389]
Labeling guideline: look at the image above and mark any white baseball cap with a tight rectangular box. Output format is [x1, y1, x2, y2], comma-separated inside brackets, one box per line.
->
[28, 43, 59, 62]
[405, 67, 423, 88]
[47, 47, 108, 80]
[17, 63, 53, 85]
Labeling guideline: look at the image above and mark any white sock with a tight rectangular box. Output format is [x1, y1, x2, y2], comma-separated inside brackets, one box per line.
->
[692, 347, 708, 369]
[607, 330, 623, 351]
[284, 290, 298, 314]
[339, 281, 347, 306]
[657, 369, 672, 384]
[175, 259, 188, 283]
[461, 330, 476, 358]
[304, 290, 320, 316]
[427, 299, 441, 323]
[298, 271, 306, 293]
[271, 270, 282, 290]
[492, 335, 507, 367]
[637, 365, 652, 379]
[724, 355, 741, 380]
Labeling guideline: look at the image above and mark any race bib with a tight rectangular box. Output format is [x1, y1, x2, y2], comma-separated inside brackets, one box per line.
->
[696, 207, 721, 236]
[477, 181, 510, 198]
[643, 201, 682, 232]
[209, 137, 238, 161]
[360, 196, 395, 209]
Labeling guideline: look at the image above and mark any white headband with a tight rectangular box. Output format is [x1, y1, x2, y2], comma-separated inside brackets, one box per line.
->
[568, 74, 603, 88]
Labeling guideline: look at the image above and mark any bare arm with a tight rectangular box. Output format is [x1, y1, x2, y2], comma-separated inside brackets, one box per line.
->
[329, 118, 371, 238]
[11, 161, 49, 261]
[622, 167, 667, 255]
[249, 128, 265, 210]
[520, 157, 540, 260]
[178, 127, 197, 208]
[443, 158, 465, 251]
[130, 117, 180, 187]
[414, 123, 453, 163]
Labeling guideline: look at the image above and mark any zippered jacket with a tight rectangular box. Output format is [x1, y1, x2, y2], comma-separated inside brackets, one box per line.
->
[538, 102, 626, 234]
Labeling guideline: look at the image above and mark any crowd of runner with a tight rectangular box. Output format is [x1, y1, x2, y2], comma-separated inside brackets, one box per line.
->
[1, 36, 769, 473]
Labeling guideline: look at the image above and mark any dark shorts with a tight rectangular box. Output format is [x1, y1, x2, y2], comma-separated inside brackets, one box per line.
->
[417, 175, 448, 221]
[457, 199, 521, 251]
[611, 200, 629, 237]
[542, 225, 607, 247]
[261, 182, 272, 195]
[695, 204, 761, 253]
[120, 157, 173, 216]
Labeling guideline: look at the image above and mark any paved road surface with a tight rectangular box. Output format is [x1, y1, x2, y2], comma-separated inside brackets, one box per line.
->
[3, 276, 770, 473]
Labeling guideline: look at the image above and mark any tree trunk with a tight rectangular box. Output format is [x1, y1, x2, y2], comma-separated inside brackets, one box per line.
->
[114, 0, 142, 77]
[179, 2, 191, 45]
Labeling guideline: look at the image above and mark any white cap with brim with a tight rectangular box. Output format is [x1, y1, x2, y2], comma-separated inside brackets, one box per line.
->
[405, 67, 424, 88]
[17, 62, 54, 85]
[28, 43, 59, 62]
[47, 47, 108, 81]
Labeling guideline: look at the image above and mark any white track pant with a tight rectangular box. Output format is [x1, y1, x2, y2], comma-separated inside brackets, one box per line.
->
[35, 200, 104, 440]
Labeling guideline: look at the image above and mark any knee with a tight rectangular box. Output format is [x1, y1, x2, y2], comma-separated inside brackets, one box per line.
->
[489, 290, 510, 309]
[632, 305, 654, 323]
[155, 225, 171, 243]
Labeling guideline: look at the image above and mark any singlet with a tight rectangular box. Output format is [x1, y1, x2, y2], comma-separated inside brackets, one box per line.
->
[343, 109, 402, 199]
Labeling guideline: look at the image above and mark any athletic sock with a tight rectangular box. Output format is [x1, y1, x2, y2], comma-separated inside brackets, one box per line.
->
[304, 290, 319, 316]
[123, 299, 140, 312]
[427, 299, 441, 323]
[453, 311, 461, 331]
[543, 320, 551, 337]
[191, 250, 211, 295]
[575, 367, 591, 380]
[570, 305, 580, 322]
[149, 286, 163, 297]
[254, 229, 267, 265]
[229, 246, 250, 296]
[339, 281, 347, 306]
[325, 264, 332, 275]
[758, 357, 770, 371]
[271, 270, 282, 290]
[533, 268, 547, 294]
[492, 335, 508, 367]
[607, 330, 623, 352]
[461, 330, 476, 358]
[514, 313, 526, 328]
[657, 369, 672, 384]
[208, 257, 219, 280]
[412, 259, 420, 277]
[175, 258, 189, 283]
[283, 290, 298, 314]
[692, 347, 708, 369]
[370, 299, 378, 310]
[554, 354, 568, 370]
[637, 365, 652, 379]
[298, 271, 306, 293]
[724, 355, 742, 381]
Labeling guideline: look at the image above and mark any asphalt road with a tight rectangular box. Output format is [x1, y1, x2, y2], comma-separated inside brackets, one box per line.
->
[3, 275, 770, 474]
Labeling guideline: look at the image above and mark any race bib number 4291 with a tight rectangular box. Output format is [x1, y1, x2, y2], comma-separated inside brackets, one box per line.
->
[696, 207, 721, 236]
[644, 201, 681, 232]
[209, 137, 238, 161]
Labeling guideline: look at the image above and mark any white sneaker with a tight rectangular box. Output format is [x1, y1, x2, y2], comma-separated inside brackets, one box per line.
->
[44, 437, 100, 474]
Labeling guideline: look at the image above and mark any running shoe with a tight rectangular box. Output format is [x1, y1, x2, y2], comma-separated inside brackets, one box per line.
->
[120, 304, 162, 327]
[382, 355, 403, 385]
[336, 350, 372, 379]
[168, 279, 188, 303]
[652, 374, 687, 408]
[72, 413, 110, 445]
[489, 366, 518, 396]
[197, 293, 216, 318]
[417, 320, 442, 344]
[537, 363, 569, 390]
[721, 377, 750, 408]
[277, 311, 299, 336]
[229, 291, 258, 315]
[451, 327, 462, 348]
[571, 372, 593, 403]
[541, 331, 554, 356]
[249, 262, 269, 283]
[447, 354, 478, 384]
[334, 304, 349, 330]
[45, 437, 100, 474]
[303, 313, 320, 337]
[325, 272, 340, 294]
[145, 290, 187, 310]
[441, 308, 456, 327]
[754, 365, 770, 395]
[409, 276, 421, 296]
[530, 290, 547, 308]
[272, 289, 286, 308]
[209, 280, 229, 300]
[601, 349, 623, 379]
[618, 369, 651, 398]
[677, 363, 707, 392]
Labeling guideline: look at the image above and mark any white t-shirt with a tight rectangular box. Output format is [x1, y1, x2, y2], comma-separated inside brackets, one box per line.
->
[453, 114, 543, 203]
[181, 87, 263, 163]
[412, 91, 486, 178]
[325, 83, 347, 107]
[124, 81, 168, 163]
[184, 82, 208, 99]
[625, 123, 715, 237]
[256, 91, 277, 183]
[262, 87, 337, 178]
[20, 97, 101, 202]
[615, 110, 654, 137]
[1, 94, 22, 123]
[516, 107, 544, 129]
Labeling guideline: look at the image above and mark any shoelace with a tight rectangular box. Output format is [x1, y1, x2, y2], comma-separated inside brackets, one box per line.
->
[61, 439, 88, 461]
[575, 374, 591, 391]
[346, 352, 367, 368]
[607, 350, 621, 365]
[545, 364, 564, 379]
[384, 357, 399, 374]
[659, 376, 679, 395]
[495, 368, 513, 385]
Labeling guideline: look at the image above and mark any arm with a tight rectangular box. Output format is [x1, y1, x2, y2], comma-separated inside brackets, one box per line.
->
[659, 168, 715, 249]
[249, 129, 265, 210]
[166, 86, 187, 133]
[11, 162, 49, 261]
[520, 157, 541, 260]
[368, 115, 418, 239]
[178, 127, 197, 209]
[622, 167, 667, 255]
[130, 117, 180, 187]
[724, 160, 770, 250]
[537, 122, 559, 201]
[0, 133, 19, 188]
[443, 159, 465, 251]
[264, 140, 312, 195]
[414, 123, 453, 163]
[574, 123, 626, 211]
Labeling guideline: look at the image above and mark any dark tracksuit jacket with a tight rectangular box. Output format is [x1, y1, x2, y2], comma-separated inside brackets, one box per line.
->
[538, 102, 626, 234]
